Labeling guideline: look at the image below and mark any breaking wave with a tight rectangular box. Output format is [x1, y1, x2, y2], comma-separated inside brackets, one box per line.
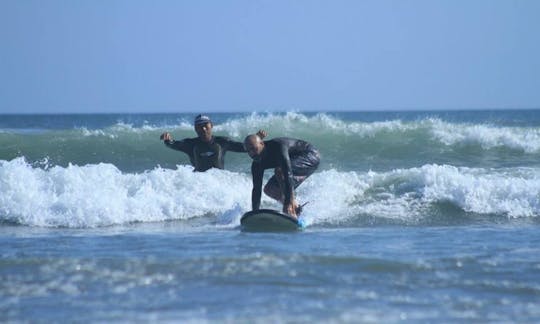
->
[1, 158, 538, 228]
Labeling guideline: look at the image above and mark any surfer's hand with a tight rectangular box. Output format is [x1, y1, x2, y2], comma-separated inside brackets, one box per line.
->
[256, 129, 267, 139]
[284, 203, 296, 218]
[160, 132, 172, 141]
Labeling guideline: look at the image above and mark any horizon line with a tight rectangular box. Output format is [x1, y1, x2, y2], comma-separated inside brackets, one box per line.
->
[1, 107, 540, 115]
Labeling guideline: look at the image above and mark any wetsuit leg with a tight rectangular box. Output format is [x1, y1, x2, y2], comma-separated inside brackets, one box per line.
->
[264, 148, 320, 204]
[289, 149, 320, 215]
[263, 174, 283, 201]
[290, 148, 320, 187]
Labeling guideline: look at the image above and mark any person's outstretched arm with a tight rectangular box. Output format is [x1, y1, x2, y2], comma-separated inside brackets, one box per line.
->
[222, 130, 268, 153]
[160, 132, 190, 153]
[222, 137, 245, 152]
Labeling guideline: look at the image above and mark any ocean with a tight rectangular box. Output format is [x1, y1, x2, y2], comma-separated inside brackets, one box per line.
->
[1, 110, 540, 322]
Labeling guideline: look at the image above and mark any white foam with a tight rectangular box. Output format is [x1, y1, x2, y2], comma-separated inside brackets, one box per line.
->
[1, 158, 539, 228]
[76, 120, 193, 139]
[298, 165, 540, 224]
[62, 113, 540, 153]
[79, 127, 115, 138]
[420, 164, 540, 218]
[213, 112, 414, 138]
[0, 157, 256, 228]
[429, 119, 540, 153]
[216, 113, 540, 152]
[296, 169, 370, 225]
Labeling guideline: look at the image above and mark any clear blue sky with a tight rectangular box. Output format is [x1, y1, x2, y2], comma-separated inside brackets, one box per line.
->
[1, 0, 539, 113]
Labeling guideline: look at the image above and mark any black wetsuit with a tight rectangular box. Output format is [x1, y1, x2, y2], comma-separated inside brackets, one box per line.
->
[251, 137, 320, 210]
[164, 136, 245, 172]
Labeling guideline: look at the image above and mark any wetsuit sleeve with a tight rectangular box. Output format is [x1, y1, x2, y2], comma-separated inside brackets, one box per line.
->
[279, 144, 295, 206]
[221, 137, 246, 153]
[164, 139, 190, 154]
[251, 163, 264, 210]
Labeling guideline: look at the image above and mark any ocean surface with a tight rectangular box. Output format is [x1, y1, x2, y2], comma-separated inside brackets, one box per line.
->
[1, 110, 540, 322]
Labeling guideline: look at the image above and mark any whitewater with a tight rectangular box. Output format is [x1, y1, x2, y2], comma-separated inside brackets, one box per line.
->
[1, 111, 539, 228]
[2, 110, 540, 322]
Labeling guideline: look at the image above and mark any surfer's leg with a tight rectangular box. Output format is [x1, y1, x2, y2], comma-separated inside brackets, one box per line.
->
[289, 149, 320, 215]
[290, 148, 320, 187]
[263, 175, 283, 202]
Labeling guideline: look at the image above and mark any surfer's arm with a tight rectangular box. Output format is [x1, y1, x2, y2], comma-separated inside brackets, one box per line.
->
[222, 137, 246, 153]
[251, 163, 264, 210]
[221, 130, 267, 153]
[163, 138, 190, 154]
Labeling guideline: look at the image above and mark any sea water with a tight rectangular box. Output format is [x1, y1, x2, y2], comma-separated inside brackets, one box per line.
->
[1, 111, 540, 322]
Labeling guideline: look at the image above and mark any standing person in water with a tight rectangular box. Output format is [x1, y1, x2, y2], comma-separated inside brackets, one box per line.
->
[160, 114, 265, 172]
[243, 134, 320, 218]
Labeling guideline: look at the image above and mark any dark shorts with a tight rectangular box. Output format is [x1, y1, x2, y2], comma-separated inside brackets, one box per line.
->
[264, 148, 320, 199]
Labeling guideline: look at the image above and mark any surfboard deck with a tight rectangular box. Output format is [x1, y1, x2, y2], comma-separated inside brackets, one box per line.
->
[240, 209, 304, 232]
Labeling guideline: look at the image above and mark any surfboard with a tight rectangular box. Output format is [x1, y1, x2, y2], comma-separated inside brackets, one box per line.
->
[240, 209, 304, 232]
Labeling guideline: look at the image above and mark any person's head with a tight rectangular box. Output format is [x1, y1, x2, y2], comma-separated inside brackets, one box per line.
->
[244, 134, 265, 161]
[194, 114, 213, 142]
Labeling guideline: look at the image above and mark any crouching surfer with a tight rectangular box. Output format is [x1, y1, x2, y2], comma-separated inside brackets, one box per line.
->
[243, 134, 320, 219]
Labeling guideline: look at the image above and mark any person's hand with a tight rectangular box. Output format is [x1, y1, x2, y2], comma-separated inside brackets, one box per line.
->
[160, 132, 172, 141]
[256, 129, 267, 139]
[284, 202, 297, 218]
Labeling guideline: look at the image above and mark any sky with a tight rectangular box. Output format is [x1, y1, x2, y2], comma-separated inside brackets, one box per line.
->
[1, 0, 539, 114]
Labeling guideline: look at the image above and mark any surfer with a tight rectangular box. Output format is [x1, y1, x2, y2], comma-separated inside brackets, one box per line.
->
[244, 134, 320, 218]
[160, 114, 266, 172]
